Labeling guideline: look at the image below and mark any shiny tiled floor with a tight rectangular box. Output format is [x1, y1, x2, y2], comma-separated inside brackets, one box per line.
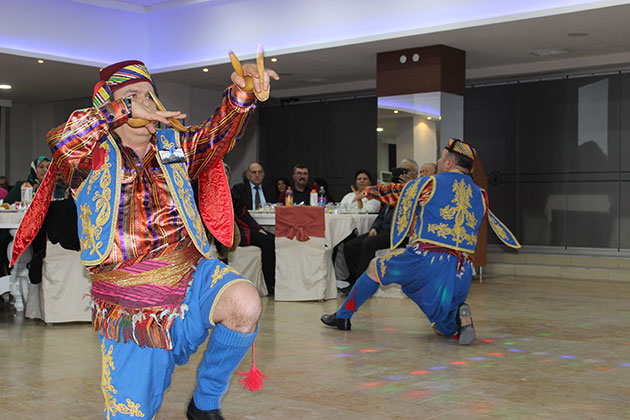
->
[1, 274, 629, 419]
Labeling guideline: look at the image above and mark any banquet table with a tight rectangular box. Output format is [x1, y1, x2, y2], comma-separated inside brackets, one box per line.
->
[251, 210, 378, 247]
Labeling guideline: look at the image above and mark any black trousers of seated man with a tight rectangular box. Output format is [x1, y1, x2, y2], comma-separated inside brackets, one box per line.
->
[241, 229, 276, 295]
[344, 231, 408, 287]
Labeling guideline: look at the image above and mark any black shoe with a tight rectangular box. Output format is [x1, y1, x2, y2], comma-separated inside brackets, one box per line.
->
[456, 303, 475, 345]
[187, 399, 225, 420]
[321, 313, 351, 331]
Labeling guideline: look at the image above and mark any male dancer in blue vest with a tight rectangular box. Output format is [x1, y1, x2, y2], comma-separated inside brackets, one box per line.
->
[38, 59, 278, 420]
[321, 139, 519, 345]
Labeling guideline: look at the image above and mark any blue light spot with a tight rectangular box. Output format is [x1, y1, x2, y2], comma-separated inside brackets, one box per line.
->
[430, 366, 448, 370]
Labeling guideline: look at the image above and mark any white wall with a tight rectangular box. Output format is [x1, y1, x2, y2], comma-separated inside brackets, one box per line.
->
[413, 117, 438, 166]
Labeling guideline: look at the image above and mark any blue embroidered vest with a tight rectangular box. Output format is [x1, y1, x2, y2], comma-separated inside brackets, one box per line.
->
[391, 172, 487, 253]
[75, 130, 211, 265]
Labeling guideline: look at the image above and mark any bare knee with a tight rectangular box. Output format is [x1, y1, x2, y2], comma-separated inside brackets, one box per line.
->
[365, 258, 379, 282]
[212, 282, 261, 333]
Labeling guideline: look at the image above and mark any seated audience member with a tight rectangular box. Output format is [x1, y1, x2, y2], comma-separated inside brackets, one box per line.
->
[342, 158, 418, 291]
[420, 162, 437, 177]
[339, 169, 381, 213]
[232, 162, 276, 210]
[278, 164, 317, 205]
[274, 176, 290, 202]
[226, 164, 276, 294]
[0, 187, 6, 201]
[4, 156, 51, 204]
[0, 176, 10, 192]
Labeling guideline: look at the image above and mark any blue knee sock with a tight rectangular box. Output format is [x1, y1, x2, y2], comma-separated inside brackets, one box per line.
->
[336, 272, 379, 319]
[193, 323, 258, 410]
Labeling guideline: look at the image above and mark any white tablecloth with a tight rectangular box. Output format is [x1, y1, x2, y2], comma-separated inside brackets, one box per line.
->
[0, 210, 25, 229]
[251, 211, 378, 246]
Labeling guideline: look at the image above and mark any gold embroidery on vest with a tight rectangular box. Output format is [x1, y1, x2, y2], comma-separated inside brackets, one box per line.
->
[173, 164, 205, 245]
[489, 215, 509, 243]
[80, 143, 112, 258]
[159, 133, 175, 149]
[101, 340, 145, 419]
[395, 181, 421, 236]
[428, 179, 477, 247]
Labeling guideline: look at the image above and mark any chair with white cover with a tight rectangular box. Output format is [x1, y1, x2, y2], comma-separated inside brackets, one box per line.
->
[227, 246, 268, 297]
[6, 238, 32, 312]
[40, 242, 91, 323]
[274, 206, 336, 301]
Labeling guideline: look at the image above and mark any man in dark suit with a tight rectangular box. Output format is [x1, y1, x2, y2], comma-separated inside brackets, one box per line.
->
[231, 162, 276, 210]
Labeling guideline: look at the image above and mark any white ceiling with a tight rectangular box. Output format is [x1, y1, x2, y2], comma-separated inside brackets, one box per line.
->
[2, 3, 630, 103]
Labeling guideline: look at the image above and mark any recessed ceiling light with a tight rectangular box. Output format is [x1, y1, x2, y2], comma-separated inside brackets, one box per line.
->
[393, 110, 399, 114]
[0, 84, 11, 90]
[376, 127, 384, 132]
[528, 48, 572, 57]
[427, 116, 432, 120]
[202, 68, 209, 72]
[567, 32, 588, 37]
[37, 59, 44, 64]
[270, 57, 278, 62]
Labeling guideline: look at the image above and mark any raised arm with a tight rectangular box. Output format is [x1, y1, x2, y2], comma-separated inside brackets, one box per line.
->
[364, 183, 406, 206]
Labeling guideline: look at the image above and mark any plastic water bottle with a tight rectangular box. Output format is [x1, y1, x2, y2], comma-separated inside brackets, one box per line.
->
[20, 182, 33, 208]
[284, 187, 293, 206]
[318, 186, 327, 207]
[310, 189, 318, 206]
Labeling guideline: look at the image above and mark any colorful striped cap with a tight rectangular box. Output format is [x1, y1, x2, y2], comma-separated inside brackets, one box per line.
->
[92, 60, 153, 108]
[445, 138, 476, 162]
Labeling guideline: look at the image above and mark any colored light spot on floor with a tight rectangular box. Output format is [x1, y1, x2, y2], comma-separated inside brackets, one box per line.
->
[559, 355, 575, 359]
[383, 375, 406, 381]
[410, 370, 429, 375]
[383, 352, 398, 356]
[567, 362, 583, 367]
[332, 346, 352, 350]
[515, 355, 527, 360]
[540, 359, 554, 363]
[403, 390, 436, 398]
[359, 349, 377, 353]
[450, 361, 468, 365]
[597, 367, 613, 371]
[333, 353, 354, 358]
[476, 364, 491, 368]
[488, 353, 505, 357]
[360, 381, 386, 388]
[470, 357, 486, 361]
[619, 363, 630, 367]
[508, 349, 522, 352]
[482, 339, 494, 343]
[430, 366, 448, 370]
[539, 333, 553, 336]
[503, 342, 515, 345]
[383, 328, 397, 331]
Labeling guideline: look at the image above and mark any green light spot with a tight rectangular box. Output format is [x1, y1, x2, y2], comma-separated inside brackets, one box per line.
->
[332, 346, 351, 350]
[503, 342, 515, 345]
[515, 355, 527, 360]
[383, 352, 398, 356]
[567, 362, 583, 367]
[477, 364, 491, 368]
[539, 333, 553, 336]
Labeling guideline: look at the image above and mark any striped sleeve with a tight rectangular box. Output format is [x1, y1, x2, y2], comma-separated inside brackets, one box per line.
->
[181, 85, 256, 180]
[47, 99, 131, 188]
[365, 183, 406, 206]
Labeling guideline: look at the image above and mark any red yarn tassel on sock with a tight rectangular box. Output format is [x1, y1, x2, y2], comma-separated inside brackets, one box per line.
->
[236, 343, 268, 391]
[344, 287, 356, 311]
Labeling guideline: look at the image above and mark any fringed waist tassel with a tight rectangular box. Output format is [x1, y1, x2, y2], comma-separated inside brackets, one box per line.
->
[91, 299, 189, 350]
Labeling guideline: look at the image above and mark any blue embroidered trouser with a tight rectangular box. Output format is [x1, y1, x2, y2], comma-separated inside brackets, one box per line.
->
[374, 246, 473, 336]
[99, 258, 257, 419]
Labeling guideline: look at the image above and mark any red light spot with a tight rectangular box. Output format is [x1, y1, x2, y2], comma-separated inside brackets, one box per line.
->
[483, 339, 494, 343]
[403, 390, 435, 398]
[360, 381, 386, 387]
[359, 349, 377, 353]
[410, 370, 429, 375]
[450, 361, 468, 365]
[383, 328, 397, 331]
[488, 353, 505, 356]
[539, 359, 553, 363]
[597, 367, 613, 371]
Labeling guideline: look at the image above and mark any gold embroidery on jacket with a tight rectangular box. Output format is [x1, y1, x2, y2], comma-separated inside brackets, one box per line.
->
[395, 181, 420, 236]
[101, 340, 145, 419]
[210, 265, 236, 288]
[80, 143, 112, 258]
[378, 248, 406, 278]
[428, 179, 477, 247]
